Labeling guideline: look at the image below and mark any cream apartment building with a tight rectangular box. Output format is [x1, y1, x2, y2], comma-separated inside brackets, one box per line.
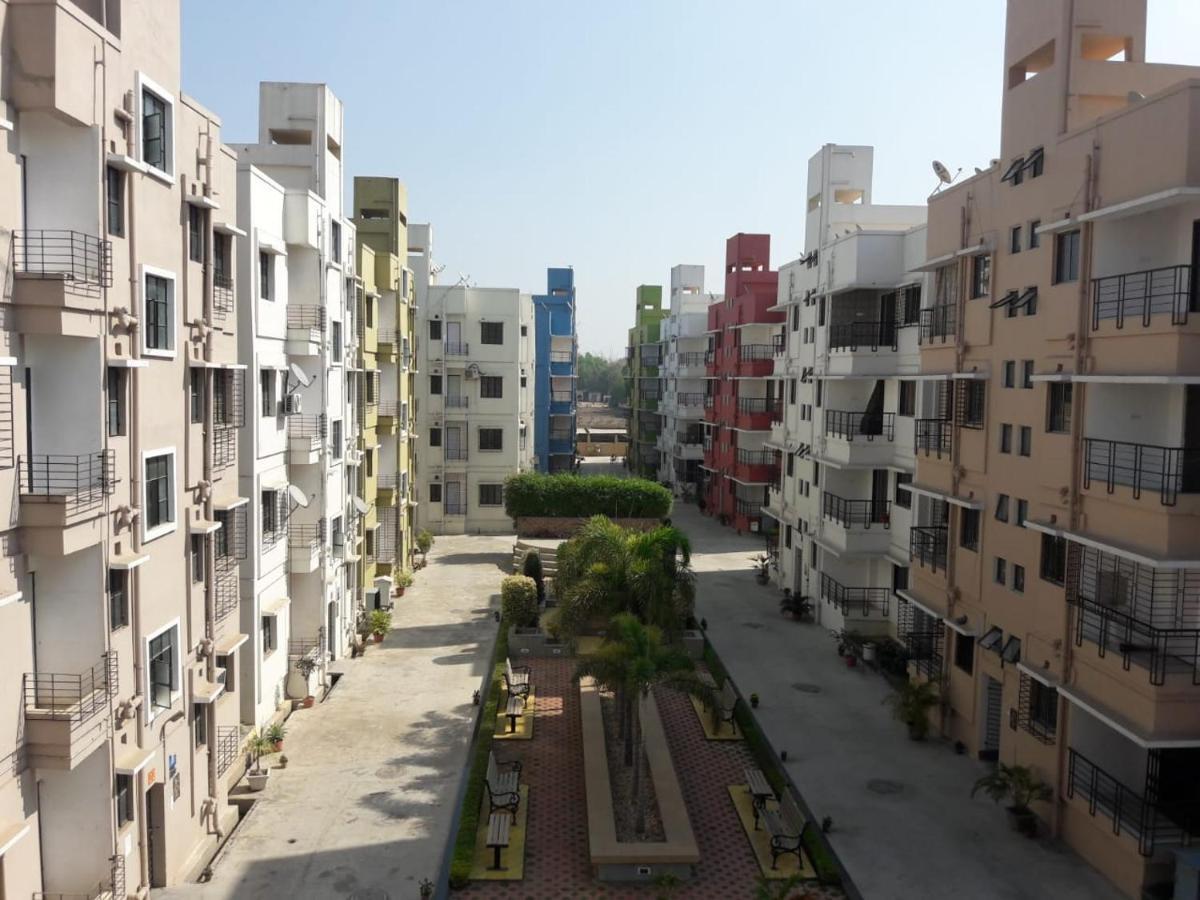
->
[905, 1, 1200, 895]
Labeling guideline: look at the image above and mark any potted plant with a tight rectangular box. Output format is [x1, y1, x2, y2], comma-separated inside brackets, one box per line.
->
[779, 591, 812, 621]
[265, 722, 286, 752]
[368, 609, 393, 642]
[749, 692, 760, 709]
[394, 569, 414, 597]
[416, 529, 433, 565]
[246, 733, 275, 791]
[419, 877, 434, 899]
[972, 764, 1052, 836]
[882, 679, 940, 740]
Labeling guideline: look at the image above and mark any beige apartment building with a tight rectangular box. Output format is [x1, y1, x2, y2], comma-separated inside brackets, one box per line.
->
[0, 0, 248, 893]
[906, 1, 1200, 895]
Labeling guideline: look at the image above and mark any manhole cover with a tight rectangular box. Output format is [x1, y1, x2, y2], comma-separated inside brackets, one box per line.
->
[741, 621, 765, 630]
[866, 779, 904, 795]
[791, 682, 822, 694]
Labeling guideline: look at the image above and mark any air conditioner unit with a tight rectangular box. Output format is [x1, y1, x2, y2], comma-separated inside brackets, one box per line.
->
[284, 393, 303, 415]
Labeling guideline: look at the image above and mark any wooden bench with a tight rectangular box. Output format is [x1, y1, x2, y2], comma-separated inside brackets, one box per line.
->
[503, 658, 531, 703]
[485, 751, 522, 818]
[486, 811, 512, 871]
[503, 695, 525, 734]
[745, 766, 775, 829]
[715, 681, 739, 735]
[761, 792, 807, 870]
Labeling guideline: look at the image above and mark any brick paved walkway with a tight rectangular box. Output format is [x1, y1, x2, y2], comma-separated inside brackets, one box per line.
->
[460, 657, 844, 899]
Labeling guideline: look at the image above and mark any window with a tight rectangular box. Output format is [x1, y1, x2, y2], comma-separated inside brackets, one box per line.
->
[1029, 220, 1041, 249]
[892, 564, 909, 593]
[479, 428, 503, 451]
[331, 321, 342, 363]
[791, 306, 799, 332]
[107, 367, 126, 436]
[429, 319, 442, 340]
[262, 490, 280, 540]
[1003, 361, 1015, 388]
[1026, 147, 1044, 178]
[1021, 360, 1034, 389]
[971, 255, 991, 298]
[1013, 564, 1026, 593]
[429, 483, 443, 503]
[994, 557, 1007, 585]
[954, 633, 975, 675]
[785, 525, 793, 548]
[430, 374, 442, 395]
[148, 625, 179, 714]
[1010, 225, 1022, 254]
[894, 472, 912, 509]
[1000, 424, 1012, 454]
[116, 774, 135, 829]
[901, 285, 922, 324]
[898, 381, 915, 416]
[1016, 499, 1028, 527]
[188, 205, 204, 263]
[330, 220, 342, 264]
[481, 321, 504, 345]
[191, 535, 204, 583]
[480, 376, 503, 399]
[789, 379, 797, 404]
[479, 483, 503, 506]
[1019, 426, 1032, 457]
[216, 654, 234, 693]
[786, 454, 794, 478]
[109, 569, 129, 630]
[1024, 677, 1057, 741]
[815, 380, 823, 408]
[106, 166, 125, 237]
[520, 375, 527, 389]
[143, 269, 175, 354]
[141, 82, 172, 175]
[817, 298, 825, 327]
[194, 703, 207, 748]
[262, 615, 277, 653]
[1047, 383, 1072, 433]
[260, 370, 275, 417]
[259, 251, 273, 300]
[958, 382, 985, 428]
[187, 369, 203, 425]
[1040, 534, 1067, 585]
[144, 451, 175, 537]
[960, 509, 980, 550]
[429, 427, 442, 447]
[1054, 230, 1081, 284]
[331, 420, 343, 455]
[995, 493, 1010, 522]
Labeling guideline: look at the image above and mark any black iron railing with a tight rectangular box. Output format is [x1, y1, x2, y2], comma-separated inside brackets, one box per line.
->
[825, 409, 896, 441]
[736, 397, 772, 414]
[1073, 595, 1200, 686]
[24, 654, 116, 724]
[919, 305, 956, 344]
[915, 419, 952, 457]
[828, 321, 898, 352]
[213, 425, 236, 472]
[738, 344, 773, 361]
[212, 272, 234, 319]
[445, 342, 469, 356]
[897, 598, 943, 679]
[216, 725, 241, 776]
[19, 451, 116, 514]
[736, 448, 776, 467]
[821, 492, 891, 528]
[1083, 438, 1199, 507]
[910, 525, 948, 572]
[14, 230, 112, 288]
[1092, 264, 1193, 329]
[676, 392, 706, 407]
[677, 351, 707, 367]
[444, 447, 469, 461]
[445, 501, 467, 515]
[820, 573, 890, 618]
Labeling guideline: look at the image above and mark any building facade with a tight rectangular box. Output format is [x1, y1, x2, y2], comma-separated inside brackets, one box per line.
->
[532, 267, 577, 473]
[624, 285, 666, 479]
[905, 2, 1200, 895]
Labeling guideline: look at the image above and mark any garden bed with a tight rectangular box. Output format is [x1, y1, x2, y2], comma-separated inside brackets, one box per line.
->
[598, 691, 664, 842]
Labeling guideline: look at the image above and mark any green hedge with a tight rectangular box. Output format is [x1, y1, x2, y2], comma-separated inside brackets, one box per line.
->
[500, 576, 538, 628]
[503, 472, 672, 520]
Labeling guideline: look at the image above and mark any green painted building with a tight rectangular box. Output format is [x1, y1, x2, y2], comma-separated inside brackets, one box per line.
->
[623, 285, 667, 478]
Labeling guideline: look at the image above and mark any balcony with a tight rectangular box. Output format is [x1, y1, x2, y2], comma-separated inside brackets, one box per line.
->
[12, 231, 112, 337]
[549, 348, 575, 376]
[549, 433, 575, 456]
[820, 492, 892, 556]
[676, 351, 707, 376]
[286, 306, 327, 356]
[828, 321, 897, 353]
[674, 392, 706, 416]
[734, 497, 763, 524]
[910, 525, 948, 573]
[735, 397, 774, 431]
[1091, 264, 1193, 330]
[445, 342, 470, 357]
[734, 448, 777, 484]
[1083, 438, 1199, 507]
[377, 474, 398, 506]
[914, 419, 952, 459]
[820, 573, 891, 624]
[289, 523, 323, 573]
[19, 451, 116, 556]
[736, 344, 774, 377]
[550, 390, 575, 414]
[822, 410, 898, 467]
[444, 394, 469, 413]
[918, 305, 956, 345]
[444, 446, 469, 463]
[24, 654, 116, 770]
[287, 415, 326, 465]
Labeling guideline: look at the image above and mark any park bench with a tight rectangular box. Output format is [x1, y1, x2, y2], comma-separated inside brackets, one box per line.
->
[715, 680, 739, 735]
[503, 658, 531, 703]
[745, 766, 775, 829]
[503, 695, 525, 734]
[485, 750, 523, 818]
[486, 811, 512, 870]
[761, 791, 807, 870]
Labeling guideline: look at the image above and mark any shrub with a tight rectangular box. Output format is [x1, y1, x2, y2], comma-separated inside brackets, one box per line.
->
[394, 568, 414, 589]
[368, 609, 393, 636]
[503, 472, 671, 520]
[522, 550, 545, 605]
[416, 529, 434, 555]
[500, 575, 539, 628]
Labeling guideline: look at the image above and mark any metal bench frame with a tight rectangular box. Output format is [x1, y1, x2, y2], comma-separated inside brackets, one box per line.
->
[762, 792, 807, 870]
[485, 750, 523, 817]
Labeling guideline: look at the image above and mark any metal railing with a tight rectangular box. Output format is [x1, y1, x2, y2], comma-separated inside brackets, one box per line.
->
[549, 349, 573, 363]
[376, 329, 398, 346]
[825, 410, 896, 442]
[444, 446, 469, 461]
[14, 230, 112, 288]
[772, 333, 786, 355]
[820, 573, 891, 618]
[286, 305, 327, 333]
[677, 351, 707, 367]
[914, 419, 952, 457]
[735, 497, 762, 518]
[287, 415, 327, 439]
[288, 523, 323, 552]
[918, 305, 956, 344]
[1092, 264, 1193, 329]
[377, 474, 399, 491]
[444, 342, 469, 356]
[821, 492, 891, 528]
[1082, 438, 1198, 507]
[444, 501, 467, 515]
[212, 272, 234, 319]
[828, 321, 898, 352]
[1073, 595, 1200, 686]
[377, 402, 400, 419]
[19, 451, 116, 514]
[703, 395, 715, 409]
[216, 725, 241, 776]
[738, 343, 774, 361]
[736, 397, 772, 414]
[736, 448, 776, 467]
[444, 394, 469, 409]
[213, 425, 236, 472]
[215, 569, 239, 623]
[24, 654, 116, 724]
[676, 392, 706, 407]
[910, 525, 948, 572]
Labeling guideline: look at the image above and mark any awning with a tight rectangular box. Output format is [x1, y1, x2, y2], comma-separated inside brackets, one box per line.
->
[1001, 636, 1022, 664]
[906, 483, 984, 510]
[109, 551, 149, 570]
[978, 626, 1003, 652]
[260, 472, 289, 491]
[1038, 186, 1200, 235]
[1024, 519, 1200, 569]
[192, 678, 225, 704]
[1016, 661, 1062, 689]
[259, 235, 287, 256]
[213, 495, 249, 511]
[262, 595, 291, 616]
[912, 242, 992, 272]
[214, 632, 250, 655]
[895, 589, 944, 621]
[106, 152, 146, 174]
[115, 744, 157, 775]
[188, 519, 221, 535]
[760, 505, 783, 522]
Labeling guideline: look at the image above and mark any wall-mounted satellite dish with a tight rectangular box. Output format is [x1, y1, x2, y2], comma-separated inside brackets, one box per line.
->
[288, 484, 309, 509]
[289, 363, 312, 389]
[353, 496, 369, 515]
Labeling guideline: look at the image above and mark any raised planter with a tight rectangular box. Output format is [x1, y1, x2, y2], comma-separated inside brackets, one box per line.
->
[508, 626, 568, 658]
[516, 516, 662, 538]
[680, 630, 704, 660]
[580, 678, 699, 881]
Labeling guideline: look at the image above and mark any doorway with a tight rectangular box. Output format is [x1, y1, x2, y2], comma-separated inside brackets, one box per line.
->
[445, 320, 462, 350]
[879, 291, 897, 348]
[1184, 386, 1200, 494]
[146, 783, 166, 887]
[981, 676, 1003, 762]
[1189, 219, 1199, 313]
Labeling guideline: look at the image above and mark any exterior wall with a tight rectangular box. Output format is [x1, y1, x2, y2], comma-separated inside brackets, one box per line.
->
[624, 285, 666, 479]
[532, 268, 577, 473]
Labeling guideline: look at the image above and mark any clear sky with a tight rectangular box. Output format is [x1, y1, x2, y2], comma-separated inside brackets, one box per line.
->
[182, 0, 1198, 357]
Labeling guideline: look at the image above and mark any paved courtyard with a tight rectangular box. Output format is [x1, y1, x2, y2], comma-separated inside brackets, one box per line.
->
[157, 534, 509, 900]
[677, 501, 1125, 900]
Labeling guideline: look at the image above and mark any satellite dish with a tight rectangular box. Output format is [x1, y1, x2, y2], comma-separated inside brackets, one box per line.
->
[289, 363, 312, 389]
[353, 496, 369, 515]
[288, 484, 309, 509]
[932, 160, 953, 184]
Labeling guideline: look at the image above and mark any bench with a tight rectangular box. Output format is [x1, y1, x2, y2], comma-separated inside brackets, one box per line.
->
[714, 681, 739, 735]
[485, 751, 523, 818]
[503, 695, 525, 734]
[486, 811, 512, 871]
[761, 792, 807, 870]
[503, 658, 531, 703]
[745, 766, 775, 829]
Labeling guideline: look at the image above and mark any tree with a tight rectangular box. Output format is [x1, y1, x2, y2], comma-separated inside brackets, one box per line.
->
[577, 352, 627, 407]
[575, 613, 714, 834]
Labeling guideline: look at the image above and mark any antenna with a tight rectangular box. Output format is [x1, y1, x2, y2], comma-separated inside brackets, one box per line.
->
[288, 484, 309, 510]
[930, 160, 963, 195]
[289, 363, 312, 390]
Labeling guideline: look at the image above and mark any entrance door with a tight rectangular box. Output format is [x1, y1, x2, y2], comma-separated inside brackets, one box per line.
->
[871, 469, 890, 524]
[445, 426, 462, 460]
[147, 783, 166, 887]
[447, 374, 462, 405]
[1184, 386, 1200, 494]
[445, 320, 462, 350]
[981, 676, 1003, 762]
[879, 291, 897, 348]
[444, 479, 462, 513]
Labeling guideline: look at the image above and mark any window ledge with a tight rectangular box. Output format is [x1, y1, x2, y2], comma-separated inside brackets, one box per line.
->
[144, 522, 178, 543]
[143, 165, 174, 187]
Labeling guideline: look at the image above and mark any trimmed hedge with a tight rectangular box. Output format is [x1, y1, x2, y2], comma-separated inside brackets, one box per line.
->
[500, 575, 539, 628]
[503, 472, 672, 520]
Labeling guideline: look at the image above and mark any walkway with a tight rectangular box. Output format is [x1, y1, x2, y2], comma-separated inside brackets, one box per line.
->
[677, 501, 1125, 900]
[158, 534, 509, 899]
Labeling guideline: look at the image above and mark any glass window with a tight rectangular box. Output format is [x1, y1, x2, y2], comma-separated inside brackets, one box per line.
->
[430, 427, 442, 447]
[479, 428, 503, 451]
[1000, 423, 1012, 454]
[142, 89, 168, 172]
[1047, 383, 1072, 433]
[894, 472, 912, 509]
[480, 321, 504, 345]
[145, 273, 172, 352]
[260, 370, 274, 417]
[954, 633, 975, 674]
[1029, 220, 1041, 249]
[148, 626, 178, 712]
[479, 483, 504, 506]
[959, 508, 980, 550]
[194, 703, 207, 748]
[1003, 361, 1015, 388]
[191, 534, 204, 583]
[994, 557, 1007, 586]
[106, 166, 124, 237]
[116, 774, 135, 829]
[331, 321, 342, 363]
[330, 220, 342, 263]
[190, 369, 204, 424]
[107, 367, 126, 437]
[1019, 426, 1032, 457]
[971, 255, 991, 298]
[995, 493, 1010, 522]
[429, 483, 442, 502]
[188, 205, 204, 263]
[430, 374, 442, 395]
[1021, 360, 1034, 389]
[1040, 534, 1067, 585]
[480, 376, 503, 399]
[262, 616, 277, 653]
[109, 569, 129, 630]
[1013, 564, 1026, 593]
[429, 319, 442, 340]
[1010, 225, 1022, 254]
[259, 251, 273, 300]
[898, 380, 915, 416]
[1054, 230, 1081, 284]
[145, 453, 173, 532]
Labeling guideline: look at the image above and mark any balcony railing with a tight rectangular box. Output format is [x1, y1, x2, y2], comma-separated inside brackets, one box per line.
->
[1092, 264, 1193, 329]
[549, 349, 573, 363]
[736, 397, 772, 414]
[445, 342, 469, 356]
[1067, 749, 1200, 856]
[444, 394, 469, 409]
[377, 329, 398, 346]
[825, 410, 896, 442]
[820, 573, 891, 618]
[738, 344, 773, 361]
[19, 451, 116, 514]
[736, 448, 776, 466]
[677, 351, 707, 367]
[821, 492, 891, 528]
[676, 431, 704, 448]
[287, 414, 327, 439]
[14, 230, 112, 289]
[445, 501, 467, 515]
[551, 391, 575, 405]
[24, 654, 117, 724]
[914, 419, 952, 457]
[288, 523, 323, 552]
[216, 725, 241, 776]
[919, 305, 956, 344]
[1082, 438, 1199, 507]
[676, 392, 706, 407]
[772, 333, 786, 356]
[828, 321, 898, 352]
[212, 272, 234, 319]
[735, 497, 762, 518]
[910, 525, 949, 572]
[1073, 595, 1200, 686]
[286, 305, 327, 334]
[445, 447, 469, 461]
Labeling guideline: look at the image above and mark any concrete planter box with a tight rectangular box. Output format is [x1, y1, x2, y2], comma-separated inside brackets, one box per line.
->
[516, 516, 662, 538]
[580, 678, 699, 881]
[508, 626, 569, 658]
[680, 630, 704, 660]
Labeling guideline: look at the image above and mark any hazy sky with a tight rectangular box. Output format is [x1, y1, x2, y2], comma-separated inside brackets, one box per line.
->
[182, 1, 1198, 357]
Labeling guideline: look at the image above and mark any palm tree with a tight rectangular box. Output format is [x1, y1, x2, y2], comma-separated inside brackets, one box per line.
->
[627, 526, 695, 639]
[576, 613, 715, 834]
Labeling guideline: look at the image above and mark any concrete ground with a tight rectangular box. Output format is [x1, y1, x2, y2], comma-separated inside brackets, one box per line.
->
[675, 501, 1125, 900]
[157, 534, 509, 900]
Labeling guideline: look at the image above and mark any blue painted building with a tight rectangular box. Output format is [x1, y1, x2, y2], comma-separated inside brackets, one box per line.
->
[533, 267, 577, 473]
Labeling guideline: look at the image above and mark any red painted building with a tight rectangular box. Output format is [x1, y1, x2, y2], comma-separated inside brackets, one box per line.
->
[701, 234, 782, 533]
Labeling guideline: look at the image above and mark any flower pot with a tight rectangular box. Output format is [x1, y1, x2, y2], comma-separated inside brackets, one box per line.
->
[861, 642, 876, 663]
[906, 722, 927, 741]
[373, 633, 384, 643]
[397, 587, 406, 597]
[247, 771, 270, 792]
[302, 696, 315, 709]
[1006, 806, 1038, 836]
[844, 654, 857, 668]
[272, 740, 284, 752]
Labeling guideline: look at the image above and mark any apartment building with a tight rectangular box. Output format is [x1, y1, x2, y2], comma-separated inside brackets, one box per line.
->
[701, 234, 782, 533]
[766, 146, 927, 642]
[624, 284, 666, 479]
[532, 267, 577, 473]
[412, 226, 534, 534]
[657, 265, 716, 496]
[353, 176, 418, 602]
[233, 83, 357, 681]
[0, 0, 249, 891]
[904, 2, 1200, 895]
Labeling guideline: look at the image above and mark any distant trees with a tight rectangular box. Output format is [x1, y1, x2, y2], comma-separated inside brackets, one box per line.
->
[578, 352, 627, 407]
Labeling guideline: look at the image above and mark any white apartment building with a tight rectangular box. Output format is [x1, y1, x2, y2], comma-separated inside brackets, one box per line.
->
[233, 83, 358, 683]
[767, 145, 927, 641]
[411, 225, 534, 533]
[657, 264, 716, 496]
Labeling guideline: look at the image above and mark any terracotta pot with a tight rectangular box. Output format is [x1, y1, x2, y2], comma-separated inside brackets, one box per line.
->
[397, 587, 406, 597]
[373, 632, 384, 643]
[302, 696, 315, 709]
[845, 655, 857, 668]
[273, 740, 283, 752]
